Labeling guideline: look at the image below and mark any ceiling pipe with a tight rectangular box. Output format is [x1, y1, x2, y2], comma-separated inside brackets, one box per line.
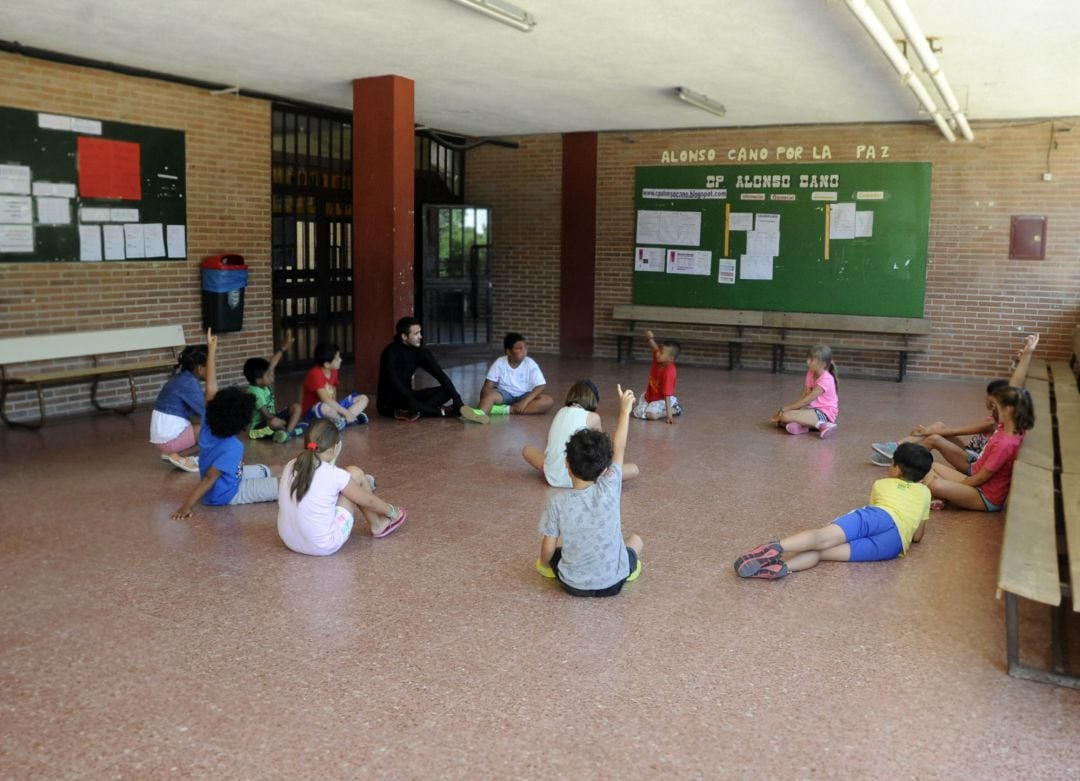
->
[843, 0, 955, 142]
[882, 0, 974, 141]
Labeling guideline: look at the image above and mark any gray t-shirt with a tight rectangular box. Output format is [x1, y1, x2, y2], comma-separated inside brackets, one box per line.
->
[538, 463, 628, 590]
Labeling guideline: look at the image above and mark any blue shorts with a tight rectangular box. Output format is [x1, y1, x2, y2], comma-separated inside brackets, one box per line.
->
[497, 391, 528, 406]
[976, 488, 1002, 512]
[811, 409, 830, 424]
[306, 392, 363, 421]
[832, 506, 904, 561]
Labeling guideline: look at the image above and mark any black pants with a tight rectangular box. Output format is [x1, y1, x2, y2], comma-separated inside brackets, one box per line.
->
[376, 386, 455, 418]
[550, 547, 638, 598]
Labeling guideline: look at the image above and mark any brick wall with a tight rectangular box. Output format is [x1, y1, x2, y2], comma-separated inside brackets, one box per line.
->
[0, 52, 272, 423]
[467, 121, 1080, 379]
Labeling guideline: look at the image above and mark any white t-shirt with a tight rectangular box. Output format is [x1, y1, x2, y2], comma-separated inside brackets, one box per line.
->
[277, 458, 354, 556]
[543, 405, 591, 488]
[486, 355, 546, 399]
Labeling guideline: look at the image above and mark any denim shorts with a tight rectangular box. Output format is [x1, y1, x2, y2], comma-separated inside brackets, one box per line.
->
[976, 488, 1002, 512]
[812, 409, 830, 424]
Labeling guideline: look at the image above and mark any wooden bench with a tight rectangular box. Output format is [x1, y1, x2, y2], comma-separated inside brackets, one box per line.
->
[0, 325, 188, 429]
[996, 360, 1080, 688]
[609, 305, 931, 381]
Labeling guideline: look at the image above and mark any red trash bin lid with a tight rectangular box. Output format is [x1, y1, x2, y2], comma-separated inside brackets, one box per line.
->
[201, 254, 247, 270]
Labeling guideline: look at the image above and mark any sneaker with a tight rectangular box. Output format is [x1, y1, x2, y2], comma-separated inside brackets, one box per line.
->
[394, 409, 421, 422]
[353, 412, 369, 425]
[870, 451, 892, 467]
[625, 558, 643, 583]
[734, 541, 784, 577]
[747, 561, 790, 580]
[872, 441, 899, 458]
[291, 425, 307, 438]
[365, 474, 377, 493]
[459, 406, 490, 424]
[333, 417, 348, 432]
[785, 422, 809, 435]
[490, 404, 510, 416]
[249, 426, 273, 440]
[535, 559, 556, 579]
[818, 421, 837, 439]
[272, 429, 289, 444]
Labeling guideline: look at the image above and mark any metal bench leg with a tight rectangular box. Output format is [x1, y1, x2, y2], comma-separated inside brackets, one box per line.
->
[1005, 592, 1080, 688]
[897, 352, 908, 382]
[2, 381, 47, 430]
[91, 372, 138, 415]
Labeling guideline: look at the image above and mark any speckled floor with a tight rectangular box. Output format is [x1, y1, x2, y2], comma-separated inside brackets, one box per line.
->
[2, 355, 1077, 780]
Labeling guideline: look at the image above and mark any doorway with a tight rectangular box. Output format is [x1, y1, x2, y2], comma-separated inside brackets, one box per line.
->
[420, 205, 493, 346]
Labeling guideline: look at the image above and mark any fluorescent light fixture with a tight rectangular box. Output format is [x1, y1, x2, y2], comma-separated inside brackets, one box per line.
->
[843, 0, 955, 142]
[676, 87, 727, 118]
[882, 0, 974, 141]
[445, 0, 536, 32]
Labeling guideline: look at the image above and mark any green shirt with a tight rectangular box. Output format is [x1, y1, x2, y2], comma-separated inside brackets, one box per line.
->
[247, 384, 275, 430]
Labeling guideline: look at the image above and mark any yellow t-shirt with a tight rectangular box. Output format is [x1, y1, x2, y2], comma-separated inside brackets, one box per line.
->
[870, 477, 931, 553]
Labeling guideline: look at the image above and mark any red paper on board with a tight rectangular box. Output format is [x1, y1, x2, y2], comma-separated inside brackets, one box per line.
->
[77, 137, 142, 200]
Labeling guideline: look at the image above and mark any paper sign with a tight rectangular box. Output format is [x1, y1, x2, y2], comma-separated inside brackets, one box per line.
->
[829, 203, 856, 239]
[636, 210, 702, 246]
[728, 212, 753, 231]
[143, 223, 166, 258]
[0, 225, 34, 253]
[79, 225, 102, 261]
[739, 255, 774, 280]
[80, 208, 111, 222]
[166, 225, 186, 259]
[635, 246, 664, 272]
[38, 113, 73, 131]
[0, 196, 33, 223]
[123, 224, 145, 258]
[755, 213, 780, 232]
[855, 211, 875, 238]
[110, 209, 140, 222]
[666, 249, 711, 276]
[0, 165, 32, 195]
[32, 182, 77, 198]
[36, 197, 71, 225]
[103, 225, 125, 260]
[717, 259, 736, 284]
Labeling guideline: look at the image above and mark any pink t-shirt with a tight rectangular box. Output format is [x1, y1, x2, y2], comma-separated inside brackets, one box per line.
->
[806, 369, 838, 422]
[971, 429, 1024, 507]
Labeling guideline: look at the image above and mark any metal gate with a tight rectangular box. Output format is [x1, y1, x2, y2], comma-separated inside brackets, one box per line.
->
[271, 106, 354, 367]
[420, 205, 492, 346]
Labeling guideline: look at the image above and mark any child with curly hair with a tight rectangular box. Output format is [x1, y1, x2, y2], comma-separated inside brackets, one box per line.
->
[171, 386, 278, 520]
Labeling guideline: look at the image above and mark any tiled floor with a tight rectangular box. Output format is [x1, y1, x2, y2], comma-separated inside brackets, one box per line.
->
[2, 355, 1078, 780]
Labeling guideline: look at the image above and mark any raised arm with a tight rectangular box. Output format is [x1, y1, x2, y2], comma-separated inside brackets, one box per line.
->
[645, 329, 659, 354]
[204, 328, 218, 401]
[612, 384, 635, 466]
[1008, 333, 1039, 388]
[267, 328, 294, 377]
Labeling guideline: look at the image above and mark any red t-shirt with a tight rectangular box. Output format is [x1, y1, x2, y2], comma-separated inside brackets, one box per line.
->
[644, 351, 677, 402]
[971, 429, 1024, 507]
[302, 366, 338, 414]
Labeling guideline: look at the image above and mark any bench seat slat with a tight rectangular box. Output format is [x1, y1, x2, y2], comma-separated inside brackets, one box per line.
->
[997, 461, 1060, 606]
[1063, 474, 1080, 613]
[7, 359, 177, 385]
[1018, 379, 1054, 471]
[1058, 404, 1080, 476]
[1027, 358, 1050, 382]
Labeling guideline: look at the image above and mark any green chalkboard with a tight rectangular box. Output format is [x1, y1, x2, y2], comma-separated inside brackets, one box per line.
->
[633, 162, 931, 317]
[0, 106, 186, 262]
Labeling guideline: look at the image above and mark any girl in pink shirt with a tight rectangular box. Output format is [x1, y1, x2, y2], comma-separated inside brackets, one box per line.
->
[924, 385, 1034, 512]
[770, 345, 839, 439]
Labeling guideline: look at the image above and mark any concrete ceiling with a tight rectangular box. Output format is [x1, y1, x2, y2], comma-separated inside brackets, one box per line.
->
[2, 0, 1077, 138]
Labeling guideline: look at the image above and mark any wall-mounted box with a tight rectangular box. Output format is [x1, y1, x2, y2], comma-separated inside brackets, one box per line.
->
[1009, 216, 1047, 260]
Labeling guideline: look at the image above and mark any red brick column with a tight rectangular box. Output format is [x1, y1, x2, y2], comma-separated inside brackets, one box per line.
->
[560, 132, 598, 356]
[352, 75, 415, 389]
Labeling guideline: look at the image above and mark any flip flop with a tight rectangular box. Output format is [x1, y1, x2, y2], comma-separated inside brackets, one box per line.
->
[373, 507, 407, 538]
[161, 453, 199, 473]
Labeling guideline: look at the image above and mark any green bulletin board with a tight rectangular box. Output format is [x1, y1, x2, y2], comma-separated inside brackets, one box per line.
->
[0, 106, 186, 262]
[633, 162, 931, 317]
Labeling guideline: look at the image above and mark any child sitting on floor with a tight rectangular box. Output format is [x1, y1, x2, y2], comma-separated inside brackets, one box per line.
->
[770, 344, 838, 439]
[536, 385, 643, 597]
[302, 342, 369, 430]
[170, 386, 279, 520]
[522, 380, 639, 487]
[244, 329, 305, 443]
[277, 419, 407, 556]
[461, 332, 554, 423]
[151, 327, 217, 473]
[632, 330, 682, 423]
[735, 442, 934, 580]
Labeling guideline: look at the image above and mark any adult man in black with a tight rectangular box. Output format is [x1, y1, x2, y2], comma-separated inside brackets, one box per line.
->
[376, 316, 465, 420]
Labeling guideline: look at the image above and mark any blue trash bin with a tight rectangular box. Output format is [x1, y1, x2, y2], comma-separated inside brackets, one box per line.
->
[201, 254, 249, 332]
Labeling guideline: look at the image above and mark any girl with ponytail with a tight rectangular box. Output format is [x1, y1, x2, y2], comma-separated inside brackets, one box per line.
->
[925, 385, 1034, 512]
[277, 419, 407, 555]
[770, 344, 840, 439]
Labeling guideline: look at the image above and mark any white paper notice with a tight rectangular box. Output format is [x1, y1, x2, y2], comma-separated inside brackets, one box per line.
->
[728, 212, 753, 231]
[71, 118, 103, 135]
[746, 229, 781, 257]
[36, 197, 71, 225]
[32, 182, 78, 198]
[79, 225, 103, 261]
[829, 202, 856, 239]
[0, 165, 32, 195]
[0, 225, 34, 253]
[110, 208, 140, 223]
[666, 249, 711, 276]
[635, 246, 664, 272]
[143, 223, 166, 258]
[80, 208, 111, 222]
[123, 224, 146, 259]
[103, 225, 126, 260]
[636, 210, 702, 246]
[740, 255, 774, 281]
[717, 259, 736, 284]
[166, 225, 186, 259]
[855, 211, 875, 238]
[755, 213, 781, 232]
[0, 196, 33, 223]
[38, 113, 73, 131]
